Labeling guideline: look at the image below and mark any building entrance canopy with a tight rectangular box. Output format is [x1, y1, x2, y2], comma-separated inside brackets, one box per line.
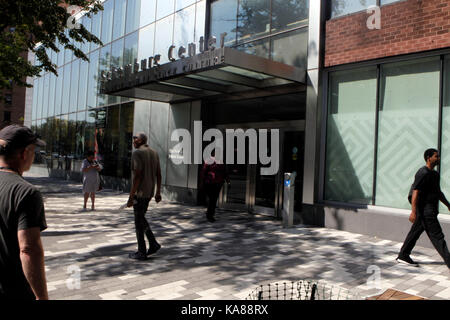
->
[101, 47, 306, 104]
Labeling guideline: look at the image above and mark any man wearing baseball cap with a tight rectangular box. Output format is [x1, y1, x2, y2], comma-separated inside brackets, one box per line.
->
[0, 125, 48, 300]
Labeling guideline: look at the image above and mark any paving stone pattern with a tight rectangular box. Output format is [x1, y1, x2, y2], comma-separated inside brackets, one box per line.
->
[24, 175, 450, 300]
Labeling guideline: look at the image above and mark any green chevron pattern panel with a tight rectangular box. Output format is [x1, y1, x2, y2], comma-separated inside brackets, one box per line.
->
[375, 58, 440, 209]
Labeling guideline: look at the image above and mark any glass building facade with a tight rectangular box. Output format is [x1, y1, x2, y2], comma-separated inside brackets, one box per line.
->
[31, 0, 206, 184]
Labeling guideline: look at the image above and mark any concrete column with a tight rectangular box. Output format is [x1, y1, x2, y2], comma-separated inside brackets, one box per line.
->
[302, 0, 325, 206]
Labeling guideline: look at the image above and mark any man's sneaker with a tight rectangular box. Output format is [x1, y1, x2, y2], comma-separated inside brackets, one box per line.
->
[129, 251, 147, 260]
[396, 256, 419, 266]
[147, 243, 161, 256]
[206, 215, 216, 222]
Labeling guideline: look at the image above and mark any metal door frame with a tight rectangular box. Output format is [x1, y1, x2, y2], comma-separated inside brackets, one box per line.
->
[216, 121, 305, 216]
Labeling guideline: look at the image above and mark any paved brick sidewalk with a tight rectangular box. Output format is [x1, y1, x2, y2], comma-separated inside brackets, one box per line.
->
[24, 175, 450, 300]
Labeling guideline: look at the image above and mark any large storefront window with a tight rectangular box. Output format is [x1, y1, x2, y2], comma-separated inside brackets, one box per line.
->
[375, 57, 440, 209]
[237, 0, 271, 44]
[440, 55, 450, 214]
[325, 67, 377, 204]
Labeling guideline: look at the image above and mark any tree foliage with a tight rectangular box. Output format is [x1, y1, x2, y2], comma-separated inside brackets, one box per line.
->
[0, 0, 103, 93]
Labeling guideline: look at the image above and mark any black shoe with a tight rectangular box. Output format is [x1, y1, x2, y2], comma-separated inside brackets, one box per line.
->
[396, 256, 419, 266]
[147, 243, 161, 256]
[129, 251, 147, 260]
[207, 215, 216, 222]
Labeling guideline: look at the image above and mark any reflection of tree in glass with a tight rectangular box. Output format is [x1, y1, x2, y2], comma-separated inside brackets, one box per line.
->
[271, 0, 308, 32]
[237, 0, 271, 39]
[331, 0, 372, 17]
[237, 0, 310, 39]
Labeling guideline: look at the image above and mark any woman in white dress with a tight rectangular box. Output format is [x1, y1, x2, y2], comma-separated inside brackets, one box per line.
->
[81, 151, 102, 211]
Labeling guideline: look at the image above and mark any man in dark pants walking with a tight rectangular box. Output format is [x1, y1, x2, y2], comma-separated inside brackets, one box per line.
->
[127, 133, 162, 260]
[397, 148, 450, 268]
[200, 151, 230, 222]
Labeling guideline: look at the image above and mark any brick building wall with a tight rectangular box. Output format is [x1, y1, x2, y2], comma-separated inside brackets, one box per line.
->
[325, 0, 450, 67]
[0, 84, 26, 130]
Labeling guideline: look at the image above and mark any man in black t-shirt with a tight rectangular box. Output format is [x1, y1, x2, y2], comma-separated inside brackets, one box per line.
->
[0, 125, 48, 300]
[397, 148, 450, 268]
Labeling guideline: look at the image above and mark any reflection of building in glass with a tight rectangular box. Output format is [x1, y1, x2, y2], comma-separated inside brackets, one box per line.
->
[26, 0, 450, 246]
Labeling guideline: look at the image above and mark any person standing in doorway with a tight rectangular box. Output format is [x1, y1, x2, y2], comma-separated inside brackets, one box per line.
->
[127, 133, 162, 260]
[397, 148, 450, 269]
[81, 150, 102, 211]
[200, 150, 230, 222]
[0, 125, 48, 300]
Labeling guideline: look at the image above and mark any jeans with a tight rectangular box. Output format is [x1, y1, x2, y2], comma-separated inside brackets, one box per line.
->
[399, 208, 450, 267]
[205, 183, 223, 218]
[133, 196, 158, 254]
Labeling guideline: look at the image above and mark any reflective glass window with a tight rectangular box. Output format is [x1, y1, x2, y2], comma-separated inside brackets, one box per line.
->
[118, 103, 134, 178]
[376, 57, 440, 209]
[37, 77, 44, 119]
[57, 40, 64, 67]
[237, 0, 271, 43]
[42, 74, 50, 119]
[98, 45, 112, 106]
[380, 0, 401, 5]
[174, 5, 196, 47]
[140, 0, 157, 27]
[236, 38, 269, 59]
[61, 64, 72, 114]
[68, 112, 77, 158]
[195, 0, 206, 42]
[126, 0, 141, 34]
[91, 10, 102, 51]
[32, 78, 39, 121]
[110, 39, 124, 105]
[331, 0, 377, 18]
[210, 0, 237, 46]
[157, 0, 175, 20]
[113, 0, 127, 40]
[64, 31, 73, 64]
[78, 59, 89, 111]
[271, 28, 308, 68]
[325, 67, 377, 204]
[54, 67, 64, 115]
[124, 31, 139, 66]
[48, 73, 56, 117]
[87, 50, 100, 109]
[138, 23, 155, 63]
[75, 111, 86, 159]
[101, 0, 114, 44]
[271, 0, 308, 33]
[85, 109, 96, 156]
[176, 0, 195, 11]
[154, 15, 174, 64]
[103, 106, 120, 176]
[81, 16, 92, 54]
[69, 59, 80, 113]
[439, 55, 450, 214]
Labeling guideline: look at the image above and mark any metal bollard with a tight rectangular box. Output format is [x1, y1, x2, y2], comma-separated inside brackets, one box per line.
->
[282, 172, 296, 228]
